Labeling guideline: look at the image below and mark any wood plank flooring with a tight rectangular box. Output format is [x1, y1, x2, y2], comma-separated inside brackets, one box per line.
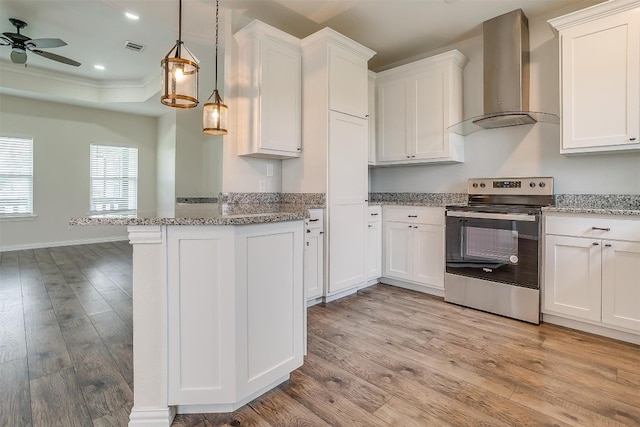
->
[1, 242, 640, 427]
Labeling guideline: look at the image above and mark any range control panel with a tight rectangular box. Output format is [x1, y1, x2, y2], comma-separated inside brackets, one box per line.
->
[468, 177, 554, 196]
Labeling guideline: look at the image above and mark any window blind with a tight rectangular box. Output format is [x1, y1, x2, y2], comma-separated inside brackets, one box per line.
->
[90, 144, 138, 214]
[0, 136, 33, 217]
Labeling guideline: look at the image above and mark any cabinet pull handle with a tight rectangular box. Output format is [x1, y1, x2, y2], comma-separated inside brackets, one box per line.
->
[307, 229, 311, 233]
[406, 156, 411, 158]
[408, 225, 412, 228]
[371, 213, 379, 216]
[368, 225, 373, 228]
[630, 137, 637, 141]
[411, 155, 416, 158]
[309, 219, 319, 222]
[319, 231, 324, 234]
[604, 244, 612, 247]
[592, 242, 599, 246]
[592, 227, 610, 231]
[408, 215, 418, 218]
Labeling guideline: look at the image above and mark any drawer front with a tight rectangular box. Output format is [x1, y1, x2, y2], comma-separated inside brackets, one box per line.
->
[368, 205, 382, 222]
[306, 209, 324, 230]
[383, 205, 444, 225]
[545, 214, 640, 242]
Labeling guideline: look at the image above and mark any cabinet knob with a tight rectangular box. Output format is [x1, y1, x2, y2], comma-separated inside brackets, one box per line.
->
[406, 156, 411, 158]
[411, 155, 416, 158]
[592, 242, 599, 246]
[591, 227, 610, 231]
[297, 147, 301, 151]
[368, 225, 373, 228]
[307, 229, 311, 233]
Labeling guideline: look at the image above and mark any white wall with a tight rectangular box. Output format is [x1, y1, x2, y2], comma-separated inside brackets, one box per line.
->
[370, 3, 640, 195]
[157, 111, 176, 215]
[221, 10, 283, 193]
[0, 94, 157, 250]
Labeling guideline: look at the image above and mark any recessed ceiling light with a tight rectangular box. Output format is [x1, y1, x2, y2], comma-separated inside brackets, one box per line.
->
[125, 12, 139, 20]
[94, 64, 105, 70]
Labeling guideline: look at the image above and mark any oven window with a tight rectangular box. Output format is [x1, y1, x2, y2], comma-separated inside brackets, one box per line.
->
[465, 226, 517, 263]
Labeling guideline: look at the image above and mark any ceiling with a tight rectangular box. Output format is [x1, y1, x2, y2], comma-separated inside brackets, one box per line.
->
[0, 0, 603, 116]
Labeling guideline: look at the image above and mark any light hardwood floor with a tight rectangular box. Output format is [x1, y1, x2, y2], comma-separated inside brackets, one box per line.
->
[1, 242, 639, 427]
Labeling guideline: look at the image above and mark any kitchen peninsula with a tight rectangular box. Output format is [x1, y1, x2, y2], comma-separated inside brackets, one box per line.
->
[71, 203, 307, 427]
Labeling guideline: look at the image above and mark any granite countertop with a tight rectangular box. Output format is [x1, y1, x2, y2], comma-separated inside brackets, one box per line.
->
[543, 194, 640, 216]
[542, 206, 640, 216]
[69, 203, 309, 226]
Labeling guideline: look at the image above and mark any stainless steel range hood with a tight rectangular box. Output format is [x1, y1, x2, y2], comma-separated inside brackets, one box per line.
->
[449, 9, 559, 136]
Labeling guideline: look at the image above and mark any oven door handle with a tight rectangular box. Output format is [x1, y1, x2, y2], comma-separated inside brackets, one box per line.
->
[446, 210, 537, 222]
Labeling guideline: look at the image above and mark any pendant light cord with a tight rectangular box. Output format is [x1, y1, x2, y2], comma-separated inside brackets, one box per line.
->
[215, 0, 219, 94]
[176, 0, 183, 57]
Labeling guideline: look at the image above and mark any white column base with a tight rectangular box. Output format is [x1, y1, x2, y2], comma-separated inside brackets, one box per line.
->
[128, 406, 176, 427]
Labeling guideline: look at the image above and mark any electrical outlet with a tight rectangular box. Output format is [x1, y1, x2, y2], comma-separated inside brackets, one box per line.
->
[259, 180, 267, 192]
[267, 163, 273, 177]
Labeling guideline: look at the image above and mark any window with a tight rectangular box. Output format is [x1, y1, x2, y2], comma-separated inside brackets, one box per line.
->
[0, 135, 33, 217]
[90, 144, 138, 214]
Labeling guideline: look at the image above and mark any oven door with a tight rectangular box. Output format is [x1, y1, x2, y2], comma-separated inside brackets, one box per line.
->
[445, 210, 540, 289]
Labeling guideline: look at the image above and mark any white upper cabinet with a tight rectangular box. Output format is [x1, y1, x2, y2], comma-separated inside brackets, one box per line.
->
[376, 50, 468, 164]
[329, 45, 370, 118]
[235, 20, 302, 159]
[368, 71, 377, 165]
[549, 1, 640, 154]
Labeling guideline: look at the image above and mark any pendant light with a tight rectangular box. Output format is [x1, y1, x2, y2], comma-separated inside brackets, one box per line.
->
[202, 0, 228, 135]
[161, 0, 199, 108]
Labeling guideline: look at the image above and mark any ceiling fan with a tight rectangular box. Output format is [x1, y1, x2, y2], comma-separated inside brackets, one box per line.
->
[0, 18, 81, 67]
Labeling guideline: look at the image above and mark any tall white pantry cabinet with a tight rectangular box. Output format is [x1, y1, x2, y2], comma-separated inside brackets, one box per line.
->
[282, 28, 375, 301]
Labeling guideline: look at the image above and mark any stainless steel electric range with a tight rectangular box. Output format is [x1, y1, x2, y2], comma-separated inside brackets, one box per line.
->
[444, 177, 554, 324]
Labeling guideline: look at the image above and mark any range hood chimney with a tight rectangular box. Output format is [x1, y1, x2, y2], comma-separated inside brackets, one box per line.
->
[449, 9, 559, 136]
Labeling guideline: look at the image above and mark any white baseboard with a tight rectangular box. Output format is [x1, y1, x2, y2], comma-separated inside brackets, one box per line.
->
[128, 406, 176, 427]
[0, 236, 129, 252]
[542, 313, 640, 345]
[380, 276, 445, 298]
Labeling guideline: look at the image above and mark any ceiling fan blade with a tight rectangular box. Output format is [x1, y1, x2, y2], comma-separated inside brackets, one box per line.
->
[27, 38, 67, 49]
[10, 50, 27, 64]
[0, 36, 11, 46]
[2, 32, 30, 42]
[30, 49, 81, 67]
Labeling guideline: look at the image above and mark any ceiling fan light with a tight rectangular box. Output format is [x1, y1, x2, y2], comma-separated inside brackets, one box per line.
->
[203, 90, 228, 135]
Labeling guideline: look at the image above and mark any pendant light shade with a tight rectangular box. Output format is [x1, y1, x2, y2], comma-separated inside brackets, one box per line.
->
[203, 0, 228, 135]
[203, 90, 228, 135]
[161, 0, 199, 108]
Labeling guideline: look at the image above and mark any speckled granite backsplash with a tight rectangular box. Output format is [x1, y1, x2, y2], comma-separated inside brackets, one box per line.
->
[219, 193, 325, 215]
[554, 194, 640, 210]
[369, 192, 467, 205]
[176, 197, 218, 203]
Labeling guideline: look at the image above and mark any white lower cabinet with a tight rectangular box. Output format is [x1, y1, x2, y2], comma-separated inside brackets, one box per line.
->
[304, 209, 324, 303]
[382, 206, 445, 294]
[544, 214, 640, 338]
[166, 222, 304, 408]
[366, 205, 382, 281]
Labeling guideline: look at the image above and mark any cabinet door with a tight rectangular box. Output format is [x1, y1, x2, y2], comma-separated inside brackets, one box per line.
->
[410, 68, 449, 160]
[384, 222, 413, 281]
[543, 235, 602, 322]
[167, 227, 236, 404]
[329, 45, 369, 118]
[602, 240, 640, 332]
[328, 111, 368, 294]
[366, 220, 382, 280]
[304, 230, 324, 300]
[235, 222, 304, 398]
[368, 73, 377, 165]
[560, 14, 640, 153]
[377, 79, 410, 162]
[413, 224, 444, 288]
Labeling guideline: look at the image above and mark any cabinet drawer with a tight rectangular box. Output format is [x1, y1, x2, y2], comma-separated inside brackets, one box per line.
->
[306, 209, 324, 230]
[545, 214, 640, 242]
[368, 205, 382, 222]
[383, 205, 444, 225]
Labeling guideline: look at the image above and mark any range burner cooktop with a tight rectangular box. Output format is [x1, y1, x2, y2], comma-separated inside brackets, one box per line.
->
[448, 177, 554, 211]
